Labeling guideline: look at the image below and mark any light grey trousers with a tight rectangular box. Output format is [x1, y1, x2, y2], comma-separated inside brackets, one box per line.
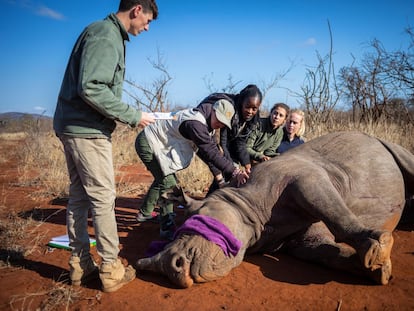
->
[59, 135, 119, 264]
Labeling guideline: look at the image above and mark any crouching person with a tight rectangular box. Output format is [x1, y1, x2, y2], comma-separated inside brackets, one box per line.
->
[135, 100, 249, 240]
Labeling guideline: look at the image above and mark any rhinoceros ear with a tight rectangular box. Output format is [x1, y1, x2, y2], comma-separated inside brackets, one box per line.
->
[160, 186, 204, 214]
[160, 185, 193, 206]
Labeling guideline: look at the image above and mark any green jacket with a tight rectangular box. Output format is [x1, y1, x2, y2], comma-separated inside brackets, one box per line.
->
[246, 117, 284, 161]
[53, 13, 141, 138]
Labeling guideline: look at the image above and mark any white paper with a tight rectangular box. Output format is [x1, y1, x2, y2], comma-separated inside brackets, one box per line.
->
[149, 112, 176, 120]
[48, 234, 96, 250]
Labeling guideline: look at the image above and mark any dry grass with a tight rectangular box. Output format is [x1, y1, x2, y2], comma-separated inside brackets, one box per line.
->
[16, 124, 142, 198]
[0, 114, 413, 310]
[9, 280, 84, 311]
[9, 117, 414, 200]
[306, 118, 414, 153]
[1, 116, 413, 260]
[12, 123, 216, 198]
[0, 209, 45, 264]
[0, 132, 27, 140]
[0, 186, 49, 267]
[112, 124, 141, 168]
[176, 156, 213, 196]
[16, 130, 68, 197]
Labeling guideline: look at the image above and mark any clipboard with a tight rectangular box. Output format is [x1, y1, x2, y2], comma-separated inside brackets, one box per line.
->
[48, 234, 96, 250]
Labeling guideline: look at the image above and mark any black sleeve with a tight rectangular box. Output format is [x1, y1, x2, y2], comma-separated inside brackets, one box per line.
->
[219, 127, 232, 160]
[179, 120, 234, 177]
[233, 135, 251, 166]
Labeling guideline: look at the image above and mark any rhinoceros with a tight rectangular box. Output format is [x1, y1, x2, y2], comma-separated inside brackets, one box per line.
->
[136, 131, 414, 288]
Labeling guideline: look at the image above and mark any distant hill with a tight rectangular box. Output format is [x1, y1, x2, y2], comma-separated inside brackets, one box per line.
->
[0, 112, 52, 132]
[0, 112, 52, 121]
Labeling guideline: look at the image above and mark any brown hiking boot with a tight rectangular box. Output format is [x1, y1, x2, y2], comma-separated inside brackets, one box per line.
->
[99, 259, 136, 293]
[69, 255, 99, 286]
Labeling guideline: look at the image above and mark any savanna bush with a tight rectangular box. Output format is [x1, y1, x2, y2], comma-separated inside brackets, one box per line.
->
[8, 115, 414, 199]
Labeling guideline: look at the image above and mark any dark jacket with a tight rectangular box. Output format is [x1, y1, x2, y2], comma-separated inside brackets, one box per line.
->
[179, 104, 235, 179]
[197, 93, 260, 177]
[277, 128, 305, 153]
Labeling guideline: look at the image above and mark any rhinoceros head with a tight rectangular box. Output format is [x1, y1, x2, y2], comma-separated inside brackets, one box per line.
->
[136, 233, 239, 288]
[136, 186, 245, 288]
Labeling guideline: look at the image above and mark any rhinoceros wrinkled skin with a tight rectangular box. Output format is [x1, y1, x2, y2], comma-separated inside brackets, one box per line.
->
[136, 131, 414, 288]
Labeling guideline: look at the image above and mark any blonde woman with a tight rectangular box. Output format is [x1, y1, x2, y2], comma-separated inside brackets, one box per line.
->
[277, 109, 306, 153]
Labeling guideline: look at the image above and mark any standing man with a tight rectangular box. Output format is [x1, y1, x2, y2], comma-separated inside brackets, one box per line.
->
[53, 0, 158, 293]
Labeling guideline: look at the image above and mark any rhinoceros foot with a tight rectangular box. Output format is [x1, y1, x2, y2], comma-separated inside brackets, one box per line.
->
[361, 231, 394, 285]
[365, 258, 392, 285]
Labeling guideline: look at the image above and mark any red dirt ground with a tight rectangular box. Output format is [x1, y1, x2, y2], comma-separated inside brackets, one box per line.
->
[1, 137, 414, 311]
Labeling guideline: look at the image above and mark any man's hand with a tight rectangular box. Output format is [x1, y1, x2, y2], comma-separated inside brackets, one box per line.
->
[138, 111, 156, 127]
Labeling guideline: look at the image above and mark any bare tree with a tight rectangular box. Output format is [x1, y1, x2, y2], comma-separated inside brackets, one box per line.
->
[339, 42, 393, 124]
[294, 20, 344, 134]
[257, 62, 294, 108]
[202, 73, 243, 94]
[380, 26, 414, 99]
[124, 47, 172, 112]
[339, 27, 414, 124]
[203, 64, 293, 113]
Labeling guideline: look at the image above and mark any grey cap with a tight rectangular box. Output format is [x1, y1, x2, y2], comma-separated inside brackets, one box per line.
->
[213, 99, 235, 129]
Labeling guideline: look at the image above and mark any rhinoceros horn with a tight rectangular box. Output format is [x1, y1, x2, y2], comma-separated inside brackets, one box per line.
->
[136, 242, 194, 288]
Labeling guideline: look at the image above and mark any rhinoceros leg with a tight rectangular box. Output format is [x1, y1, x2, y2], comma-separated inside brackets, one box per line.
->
[283, 222, 393, 285]
[292, 170, 394, 274]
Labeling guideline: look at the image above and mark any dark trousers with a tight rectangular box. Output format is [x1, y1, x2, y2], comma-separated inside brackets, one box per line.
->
[135, 131, 176, 217]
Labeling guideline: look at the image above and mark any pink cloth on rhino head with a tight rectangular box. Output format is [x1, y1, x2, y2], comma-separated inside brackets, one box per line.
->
[145, 214, 242, 257]
[173, 214, 242, 257]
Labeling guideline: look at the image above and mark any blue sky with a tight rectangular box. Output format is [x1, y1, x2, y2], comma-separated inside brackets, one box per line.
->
[1, 0, 413, 116]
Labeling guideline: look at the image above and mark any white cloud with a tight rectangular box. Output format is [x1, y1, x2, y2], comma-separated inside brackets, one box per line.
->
[34, 106, 46, 112]
[301, 37, 317, 47]
[8, 0, 65, 20]
[36, 5, 65, 20]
